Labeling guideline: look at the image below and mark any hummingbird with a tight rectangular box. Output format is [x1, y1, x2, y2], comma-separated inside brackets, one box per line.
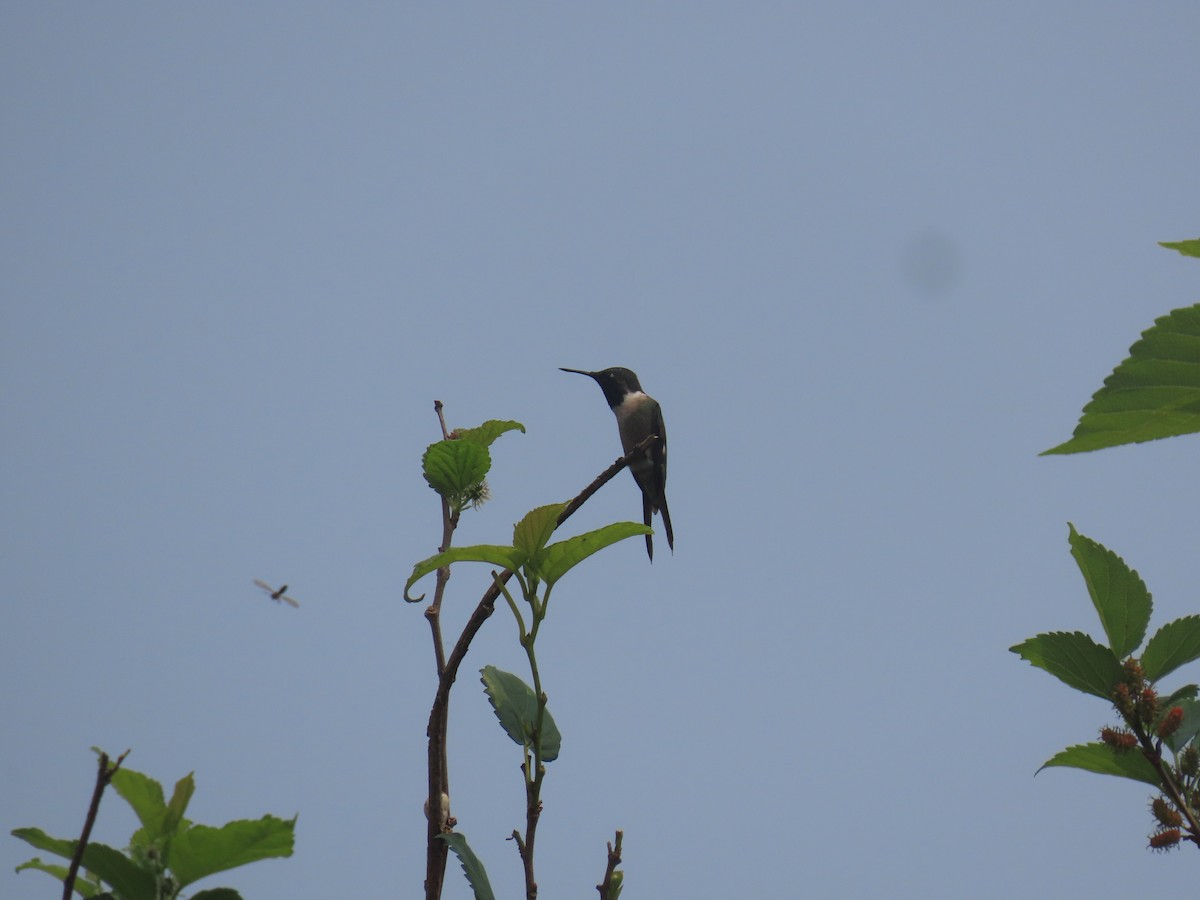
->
[561, 366, 673, 561]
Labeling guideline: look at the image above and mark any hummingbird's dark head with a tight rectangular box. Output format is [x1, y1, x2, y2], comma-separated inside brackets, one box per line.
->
[560, 366, 643, 409]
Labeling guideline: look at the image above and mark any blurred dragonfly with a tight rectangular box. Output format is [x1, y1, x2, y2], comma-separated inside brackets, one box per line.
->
[253, 579, 299, 608]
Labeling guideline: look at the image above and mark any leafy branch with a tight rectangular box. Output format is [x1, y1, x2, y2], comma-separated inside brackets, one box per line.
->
[1017, 238, 1200, 851]
[12, 751, 295, 899]
[408, 403, 653, 898]
[1010, 528, 1200, 849]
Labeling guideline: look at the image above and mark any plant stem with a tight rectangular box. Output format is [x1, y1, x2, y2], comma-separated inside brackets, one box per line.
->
[63, 750, 127, 900]
[596, 830, 623, 899]
[423, 402, 459, 899]
[514, 581, 552, 900]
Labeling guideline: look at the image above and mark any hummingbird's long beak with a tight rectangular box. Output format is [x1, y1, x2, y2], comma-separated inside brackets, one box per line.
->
[559, 367, 595, 378]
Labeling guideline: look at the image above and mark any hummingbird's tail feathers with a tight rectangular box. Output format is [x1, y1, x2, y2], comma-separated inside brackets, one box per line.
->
[659, 496, 674, 553]
[643, 494, 654, 562]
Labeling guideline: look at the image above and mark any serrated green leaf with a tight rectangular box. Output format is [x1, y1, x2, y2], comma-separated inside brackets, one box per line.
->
[1065, 525, 1151, 658]
[512, 504, 565, 558]
[1142, 615, 1200, 682]
[455, 420, 526, 448]
[480, 666, 561, 762]
[1038, 742, 1160, 787]
[168, 815, 295, 888]
[110, 767, 167, 837]
[1043, 304, 1200, 454]
[403, 544, 522, 602]
[422, 440, 491, 499]
[1010, 632, 1123, 699]
[437, 832, 496, 900]
[1160, 239, 1200, 259]
[537, 522, 652, 587]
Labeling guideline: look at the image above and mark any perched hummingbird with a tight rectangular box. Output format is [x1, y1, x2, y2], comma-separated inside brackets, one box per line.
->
[561, 366, 674, 561]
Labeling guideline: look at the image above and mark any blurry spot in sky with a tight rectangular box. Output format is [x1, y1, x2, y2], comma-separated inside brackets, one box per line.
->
[900, 231, 963, 299]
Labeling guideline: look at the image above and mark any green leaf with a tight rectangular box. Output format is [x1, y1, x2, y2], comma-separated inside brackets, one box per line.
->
[1159, 239, 1200, 259]
[11, 827, 77, 860]
[437, 832, 496, 900]
[168, 815, 295, 888]
[537, 522, 652, 587]
[12, 858, 108, 898]
[1043, 303, 1200, 454]
[1010, 632, 1123, 699]
[161, 773, 195, 841]
[110, 767, 167, 836]
[11, 830, 154, 900]
[403, 544, 523, 602]
[480, 666, 561, 762]
[455, 420, 526, 447]
[80, 844, 157, 900]
[422, 440, 491, 500]
[512, 504, 565, 558]
[13, 858, 70, 885]
[1065, 525, 1151, 658]
[10, 832, 158, 900]
[1142, 615, 1200, 682]
[1038, 742, 1160, 787]
[1161, 683, 1199, 707]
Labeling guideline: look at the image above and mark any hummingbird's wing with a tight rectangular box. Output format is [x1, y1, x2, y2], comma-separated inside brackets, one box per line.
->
[253, 579, 274, 594]
[643, 493, 654, 562]
[650, 402, 667, 493]
[649, 402, 672, 553]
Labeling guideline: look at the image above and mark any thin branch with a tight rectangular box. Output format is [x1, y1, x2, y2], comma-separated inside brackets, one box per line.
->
[519, 760, 545, 900]
[559, 434, 661, 524]
[596, 830, 623, 899]
[433, 399, 451, 440]
[63, 750, 128, 900]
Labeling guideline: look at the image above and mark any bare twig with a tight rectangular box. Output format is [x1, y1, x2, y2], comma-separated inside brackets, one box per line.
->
[433, 399, 451, 440]
[596, 830, 624, 898]
[63, 750, 128, 900]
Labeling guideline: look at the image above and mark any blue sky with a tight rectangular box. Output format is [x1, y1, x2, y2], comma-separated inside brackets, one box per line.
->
[4, 4, 1200, 898]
